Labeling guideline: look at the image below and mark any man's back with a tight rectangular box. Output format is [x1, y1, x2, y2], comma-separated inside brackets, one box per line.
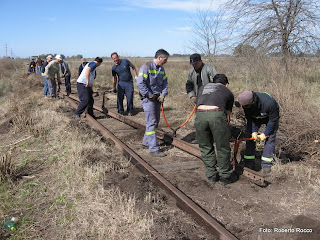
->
[197, 83, 234, 112]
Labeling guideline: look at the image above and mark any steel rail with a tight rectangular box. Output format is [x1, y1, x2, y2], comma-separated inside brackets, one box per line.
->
[63, 95, 238, 240]
[64, 92, 266, 186]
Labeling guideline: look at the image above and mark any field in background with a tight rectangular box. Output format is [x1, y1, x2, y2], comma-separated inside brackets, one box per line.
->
[0, 57, 319, 239]
[66, 55, 320, 157]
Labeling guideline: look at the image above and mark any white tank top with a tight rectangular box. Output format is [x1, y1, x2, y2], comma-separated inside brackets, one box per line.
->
[77, 62, 97, 86]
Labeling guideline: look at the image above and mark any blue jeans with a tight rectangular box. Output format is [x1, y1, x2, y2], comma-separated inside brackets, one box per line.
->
[37, 66, 42, 74]
[117, 81, 134, 113]
[141, 98, 161, 152]
[41, 75, 50, 96]
[75, 83, 94, 116]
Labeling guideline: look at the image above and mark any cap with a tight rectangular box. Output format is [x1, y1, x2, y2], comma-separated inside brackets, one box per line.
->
[55, 54, 62, 61]
[237, 90, 253, 106]
[46, 55, 53, 59]
[190, 53, 201, 65]
[81, 58, 87, 63]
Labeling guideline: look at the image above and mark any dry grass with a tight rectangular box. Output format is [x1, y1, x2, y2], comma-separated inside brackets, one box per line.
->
[0, 151, 13, 182]
[0, 56, 319, 239]
[0, 65, 154, 239]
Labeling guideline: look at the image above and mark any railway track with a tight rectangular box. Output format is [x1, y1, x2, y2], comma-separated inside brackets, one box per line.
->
[59, 90, 269, 239]
[65, 91, 266, 186]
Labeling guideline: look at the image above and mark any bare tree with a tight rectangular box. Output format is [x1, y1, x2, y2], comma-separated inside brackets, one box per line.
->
[188, 4, 226, 63]
[226, 0, 320, 64]
[233, 43, 256, 57]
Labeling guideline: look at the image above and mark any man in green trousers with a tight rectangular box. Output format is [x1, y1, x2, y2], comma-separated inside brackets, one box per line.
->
[195, 74, 238, 185]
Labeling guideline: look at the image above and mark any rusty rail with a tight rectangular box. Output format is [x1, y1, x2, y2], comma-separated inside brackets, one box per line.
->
[64, 92, 266, 186]
[63, 95, 238, 240]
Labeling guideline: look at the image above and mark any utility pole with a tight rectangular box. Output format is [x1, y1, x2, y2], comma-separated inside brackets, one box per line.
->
[5, 43, 8, 57]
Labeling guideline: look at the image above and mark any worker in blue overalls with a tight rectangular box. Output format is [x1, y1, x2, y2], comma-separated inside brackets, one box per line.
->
[137, 49, 169, 157]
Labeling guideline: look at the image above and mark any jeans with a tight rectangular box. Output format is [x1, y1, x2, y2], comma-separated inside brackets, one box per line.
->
[37, 66, 42, 74]
[41, 75, 50, 96]
[117, 81, 134, 113]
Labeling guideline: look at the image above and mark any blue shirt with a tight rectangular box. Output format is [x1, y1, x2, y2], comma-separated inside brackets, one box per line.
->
[112, 59, 134, 82]
[137, 60, 168, 98]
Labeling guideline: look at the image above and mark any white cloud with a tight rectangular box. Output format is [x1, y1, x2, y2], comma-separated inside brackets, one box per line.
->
[176, 27, 192, 31]
[119, 0, 223, 12]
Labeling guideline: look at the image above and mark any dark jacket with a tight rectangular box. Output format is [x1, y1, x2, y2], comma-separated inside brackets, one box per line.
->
[244, 92, 279, 136]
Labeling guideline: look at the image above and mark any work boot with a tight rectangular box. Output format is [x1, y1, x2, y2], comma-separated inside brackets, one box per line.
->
[73, 114, 80, 120]
[150, 151, 166, 157]
[191, 139, 198, 144]
[261, 160, 272, 174]
[88, 114, 97, 120]
[219, 173, 238, 186]
[244, 160, 255, 170]
[262, 165, 272, 174]
[207, 174, 219, 184]
[128, 110, 134, 116]
[142, 144, 148, 149]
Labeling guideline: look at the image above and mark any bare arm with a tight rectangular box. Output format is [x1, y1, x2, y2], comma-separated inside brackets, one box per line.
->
[113, 76, 118, 89]
[131, 65, 138, 78]
[85, 67, 91, 87]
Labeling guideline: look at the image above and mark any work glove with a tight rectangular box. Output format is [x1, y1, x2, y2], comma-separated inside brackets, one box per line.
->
[113, 88, 117, 93]
[258, 133, 266, 141]
[134, 76, 138, 80]
[191, 96, 197, 104]
[251, 132, 259, 142]
[157, 94, 165, 103]
[149, 94, 158, 101]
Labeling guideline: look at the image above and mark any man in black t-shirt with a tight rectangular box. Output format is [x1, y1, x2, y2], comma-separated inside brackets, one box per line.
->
[195, 74, 237, 185]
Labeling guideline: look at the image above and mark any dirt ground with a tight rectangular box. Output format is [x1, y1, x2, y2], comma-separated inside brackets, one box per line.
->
[91, 90, 320, 240]
[2, 77, 319, 240]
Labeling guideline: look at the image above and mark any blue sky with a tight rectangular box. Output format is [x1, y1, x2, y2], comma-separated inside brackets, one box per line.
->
[0, 0, 222, 58]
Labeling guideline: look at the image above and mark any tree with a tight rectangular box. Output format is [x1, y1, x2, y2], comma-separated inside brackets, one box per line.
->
[188, 3, 226, 63]
[233, 44, 256, 57]
[226, 0, 320, 64]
